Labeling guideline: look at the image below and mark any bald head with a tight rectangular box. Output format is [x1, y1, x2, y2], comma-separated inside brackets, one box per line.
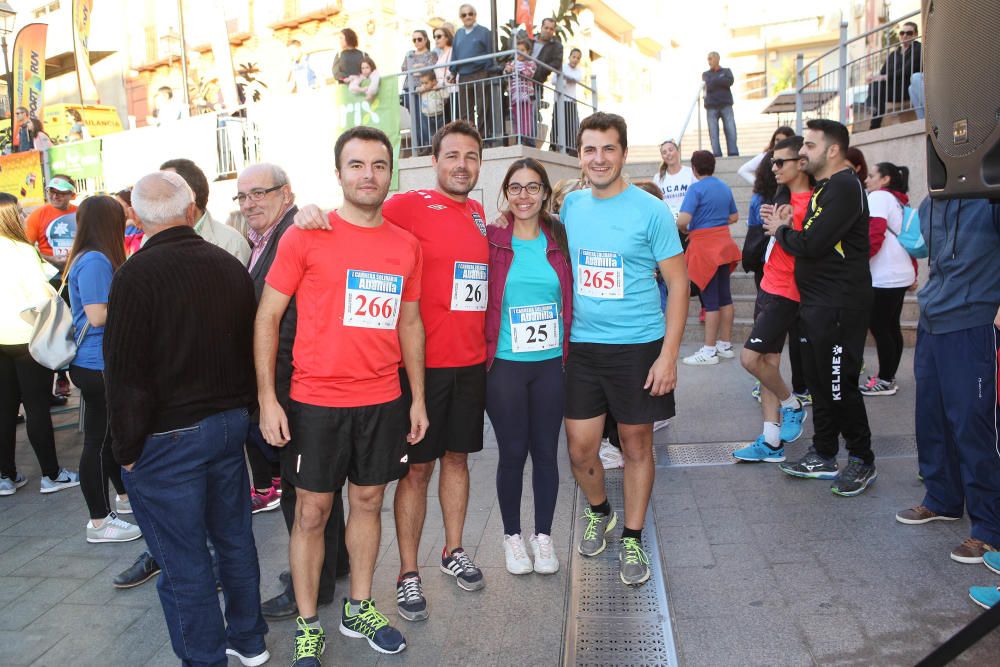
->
[131, 171, 196, 236]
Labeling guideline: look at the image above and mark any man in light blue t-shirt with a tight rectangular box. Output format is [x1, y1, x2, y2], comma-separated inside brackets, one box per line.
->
[560, 112, 688, 586]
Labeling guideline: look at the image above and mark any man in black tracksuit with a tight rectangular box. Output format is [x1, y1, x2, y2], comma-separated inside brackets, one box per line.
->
[763, 118, 876, 496]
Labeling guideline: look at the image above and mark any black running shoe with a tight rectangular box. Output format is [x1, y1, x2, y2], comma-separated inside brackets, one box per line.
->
[831, 457, 877, 497]
[396, 571, 428, 621]
[778, 448, 839, 480]
[440, 548, 485, 591]
[113, 551, 160, 589]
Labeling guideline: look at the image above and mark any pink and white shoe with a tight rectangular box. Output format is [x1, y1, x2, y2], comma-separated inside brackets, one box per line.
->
[250, 487, 281, 514]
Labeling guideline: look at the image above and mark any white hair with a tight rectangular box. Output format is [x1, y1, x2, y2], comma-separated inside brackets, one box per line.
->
[131, 171, 194, 228]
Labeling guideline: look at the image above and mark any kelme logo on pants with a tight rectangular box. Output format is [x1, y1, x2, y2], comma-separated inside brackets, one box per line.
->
[831, 345, 843, 401]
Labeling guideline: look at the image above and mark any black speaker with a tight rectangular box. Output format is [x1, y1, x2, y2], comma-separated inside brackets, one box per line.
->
[924, 0, 1000, 199]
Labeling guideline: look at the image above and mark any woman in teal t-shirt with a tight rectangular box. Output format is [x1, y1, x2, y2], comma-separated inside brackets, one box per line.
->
[485, 158, 573, 577]
[66, 196, 141, 544]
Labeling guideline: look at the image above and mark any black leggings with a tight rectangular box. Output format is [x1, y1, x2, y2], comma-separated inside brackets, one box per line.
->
[0, 344, 59, 479]
[246, 439, 280, 491]
[486, 357, 563, 536]
[869, 286, 908, 382]
[70, 366, 125, 519]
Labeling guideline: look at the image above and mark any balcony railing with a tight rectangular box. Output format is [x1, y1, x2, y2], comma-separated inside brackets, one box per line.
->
[794, 10, 922, 131]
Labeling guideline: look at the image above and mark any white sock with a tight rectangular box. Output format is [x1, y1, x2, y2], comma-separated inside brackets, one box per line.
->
[779, 394, 801, 410]
[700, 345, 717, 356]
[716, 340, 732, 351]
[762, 422, 781, 447]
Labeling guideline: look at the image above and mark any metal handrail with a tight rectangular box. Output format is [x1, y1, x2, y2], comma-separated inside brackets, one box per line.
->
[800, 9, 920, 75]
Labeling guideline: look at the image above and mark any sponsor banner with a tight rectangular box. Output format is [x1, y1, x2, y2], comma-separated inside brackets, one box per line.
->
[12, 23, 48, 143]
[335, 80, 401, 191]
[0, 151, 46, 207]
[48, 139, 103, 181]
[73, 0, 100, 103]
[516, 0, 537, 38]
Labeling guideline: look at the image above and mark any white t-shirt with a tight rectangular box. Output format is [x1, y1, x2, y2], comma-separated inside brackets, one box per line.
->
[653, 166, 695, 217]
[868, 189, 916, 288]
[562, 63, 582, 98]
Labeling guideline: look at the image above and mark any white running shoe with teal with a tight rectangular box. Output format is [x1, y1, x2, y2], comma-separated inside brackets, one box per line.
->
[984, 551, 1000, 576]
[0, 472, 28, 496]
[779, 404, 807, 442]
[40, 468, 80, 494]
[732, 435, 785, 463]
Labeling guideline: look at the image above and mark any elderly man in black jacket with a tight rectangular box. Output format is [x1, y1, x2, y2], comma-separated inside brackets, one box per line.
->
[235, 163, 351, 620]
[530, 18, 566, 150]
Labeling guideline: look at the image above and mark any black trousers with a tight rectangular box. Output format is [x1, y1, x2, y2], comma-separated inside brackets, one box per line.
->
[788, 322, 808, 395]
[280, 477, 349, 601]
[69, 365, 125, 519]
[798, 306, 874, 464]
[0, 344, 59, 479]
[869, 286, 908, 382]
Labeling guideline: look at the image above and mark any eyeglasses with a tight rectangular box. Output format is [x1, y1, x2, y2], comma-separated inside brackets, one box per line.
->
[233, 184, 283, 204]
[899, 30, 915, 36]
[461, 12, 475, 18]
[413, 37, 425, 43]
[47, 188, 73, 196]
[506, 182, 543, 196]
[770, 157, 803, 169]
[434, 33, 445, 39]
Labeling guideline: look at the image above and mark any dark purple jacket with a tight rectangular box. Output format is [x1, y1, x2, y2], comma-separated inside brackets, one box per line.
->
[486, 213, 574, 370]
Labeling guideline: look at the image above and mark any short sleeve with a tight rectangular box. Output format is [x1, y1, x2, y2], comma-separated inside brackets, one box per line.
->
[24, 211, 42, 244]
[728, 189, 738, 215]
[647, 198, 684, 262]
[402, 241, 423, 302]
[265, 226, 308, 296]
[75, 253, 114, 306]
[679, 182, 700, 216]
[383, 194, 414, 234]
[748, 193, 763, 227]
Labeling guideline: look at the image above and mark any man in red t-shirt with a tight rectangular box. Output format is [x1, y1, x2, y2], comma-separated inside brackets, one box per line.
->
[294, 120, 490, 619]
[256, 127, 427, 658]
[24, 176, 78, 270]
[734, 136, 813, 462]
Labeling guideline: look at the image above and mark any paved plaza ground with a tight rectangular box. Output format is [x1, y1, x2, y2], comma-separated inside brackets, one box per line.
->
[2, 344, 1000, 665]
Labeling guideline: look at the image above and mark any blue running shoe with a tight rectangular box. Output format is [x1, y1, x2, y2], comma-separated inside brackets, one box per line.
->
[779, 404, 807, 443]
[984, 551, 1000, 576]
[732, 435, 785, 463]
[291, 616, 325, 666]
[339, 598, 406, 655]
[969, 585, 1000, 610]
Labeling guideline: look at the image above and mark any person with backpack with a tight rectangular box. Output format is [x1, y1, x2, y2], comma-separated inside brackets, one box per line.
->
[862, 161, 917, 396]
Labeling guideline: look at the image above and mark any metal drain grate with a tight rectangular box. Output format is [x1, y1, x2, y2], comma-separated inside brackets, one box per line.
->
[654, 434, 918, 468]
[561, 473, 678, 666]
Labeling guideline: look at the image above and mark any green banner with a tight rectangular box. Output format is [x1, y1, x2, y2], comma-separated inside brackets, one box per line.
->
[47, 138, 102, 180]
[335, 81, 401, 190]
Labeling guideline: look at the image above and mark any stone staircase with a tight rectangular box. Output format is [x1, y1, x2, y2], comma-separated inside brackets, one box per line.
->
[624, 155, 920, 347]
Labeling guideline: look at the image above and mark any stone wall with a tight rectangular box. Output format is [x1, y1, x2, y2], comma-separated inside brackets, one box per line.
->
[850, 119, 928, 204]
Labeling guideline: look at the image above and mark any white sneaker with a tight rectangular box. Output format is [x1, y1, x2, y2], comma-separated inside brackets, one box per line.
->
[225, 648, 271, 666]
[599, 439, 624, 470]
[715, 344, 735, 359]
[39, 468, 80, 494]
[529, 533, 560, 574]
[115, 495, 132, 514]
[503, 534, 533, 574]
[87, 512, 142, 543]
[653, 419, 671, 432]
[682, 349, 719, 366]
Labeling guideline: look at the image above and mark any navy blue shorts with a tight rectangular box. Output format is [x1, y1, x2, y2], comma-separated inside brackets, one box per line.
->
[700, 264, 733, 312]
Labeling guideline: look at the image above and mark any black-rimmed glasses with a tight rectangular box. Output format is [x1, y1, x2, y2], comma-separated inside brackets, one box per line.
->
[233, 184, 283, 204]
[507, 182, 543, 196]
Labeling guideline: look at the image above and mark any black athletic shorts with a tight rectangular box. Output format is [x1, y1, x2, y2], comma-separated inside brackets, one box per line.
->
[282, 395, 409, 492]
[565, 339, 675, 424]
[399, 364, 486, 465]
[745, 289, 799, 354]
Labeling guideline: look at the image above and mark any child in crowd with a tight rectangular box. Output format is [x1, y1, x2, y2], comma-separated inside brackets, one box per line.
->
[505, 38, 537, 147]
[348, 56, 381, 102]
[417, 70, 448, 145]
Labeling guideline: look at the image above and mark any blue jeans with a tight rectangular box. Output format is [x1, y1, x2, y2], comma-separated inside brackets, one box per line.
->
[706, 105, 739, 157]
[909, 72, 925, 119]
[124, 407, 267, 667]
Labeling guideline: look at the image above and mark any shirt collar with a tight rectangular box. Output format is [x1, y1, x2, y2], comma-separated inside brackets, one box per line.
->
[193, 211, 209, 234]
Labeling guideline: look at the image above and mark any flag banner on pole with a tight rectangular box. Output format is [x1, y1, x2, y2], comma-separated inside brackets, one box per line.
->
[72, 0, 100, 103]
[12, 23, 48, 144]
[516, 0, 537, 38]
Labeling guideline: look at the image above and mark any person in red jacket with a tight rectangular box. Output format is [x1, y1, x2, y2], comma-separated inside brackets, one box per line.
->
[485, 158, 573, 576]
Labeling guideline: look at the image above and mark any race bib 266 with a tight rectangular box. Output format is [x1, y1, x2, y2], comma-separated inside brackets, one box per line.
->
[343, 270, 403, 329]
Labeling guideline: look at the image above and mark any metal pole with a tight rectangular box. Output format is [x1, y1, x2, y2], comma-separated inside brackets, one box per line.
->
[696, 90, 702, 151]
[490, 0, 498, 52]
[838, 21, 848, 123]
[69, 12, 85, 105]
[590, 74, 597, 111]
[795, 53, 803, 134]
[1, 34, 10, 144]
[176, 0, 191, 115]
[555, 72, 566, 153]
